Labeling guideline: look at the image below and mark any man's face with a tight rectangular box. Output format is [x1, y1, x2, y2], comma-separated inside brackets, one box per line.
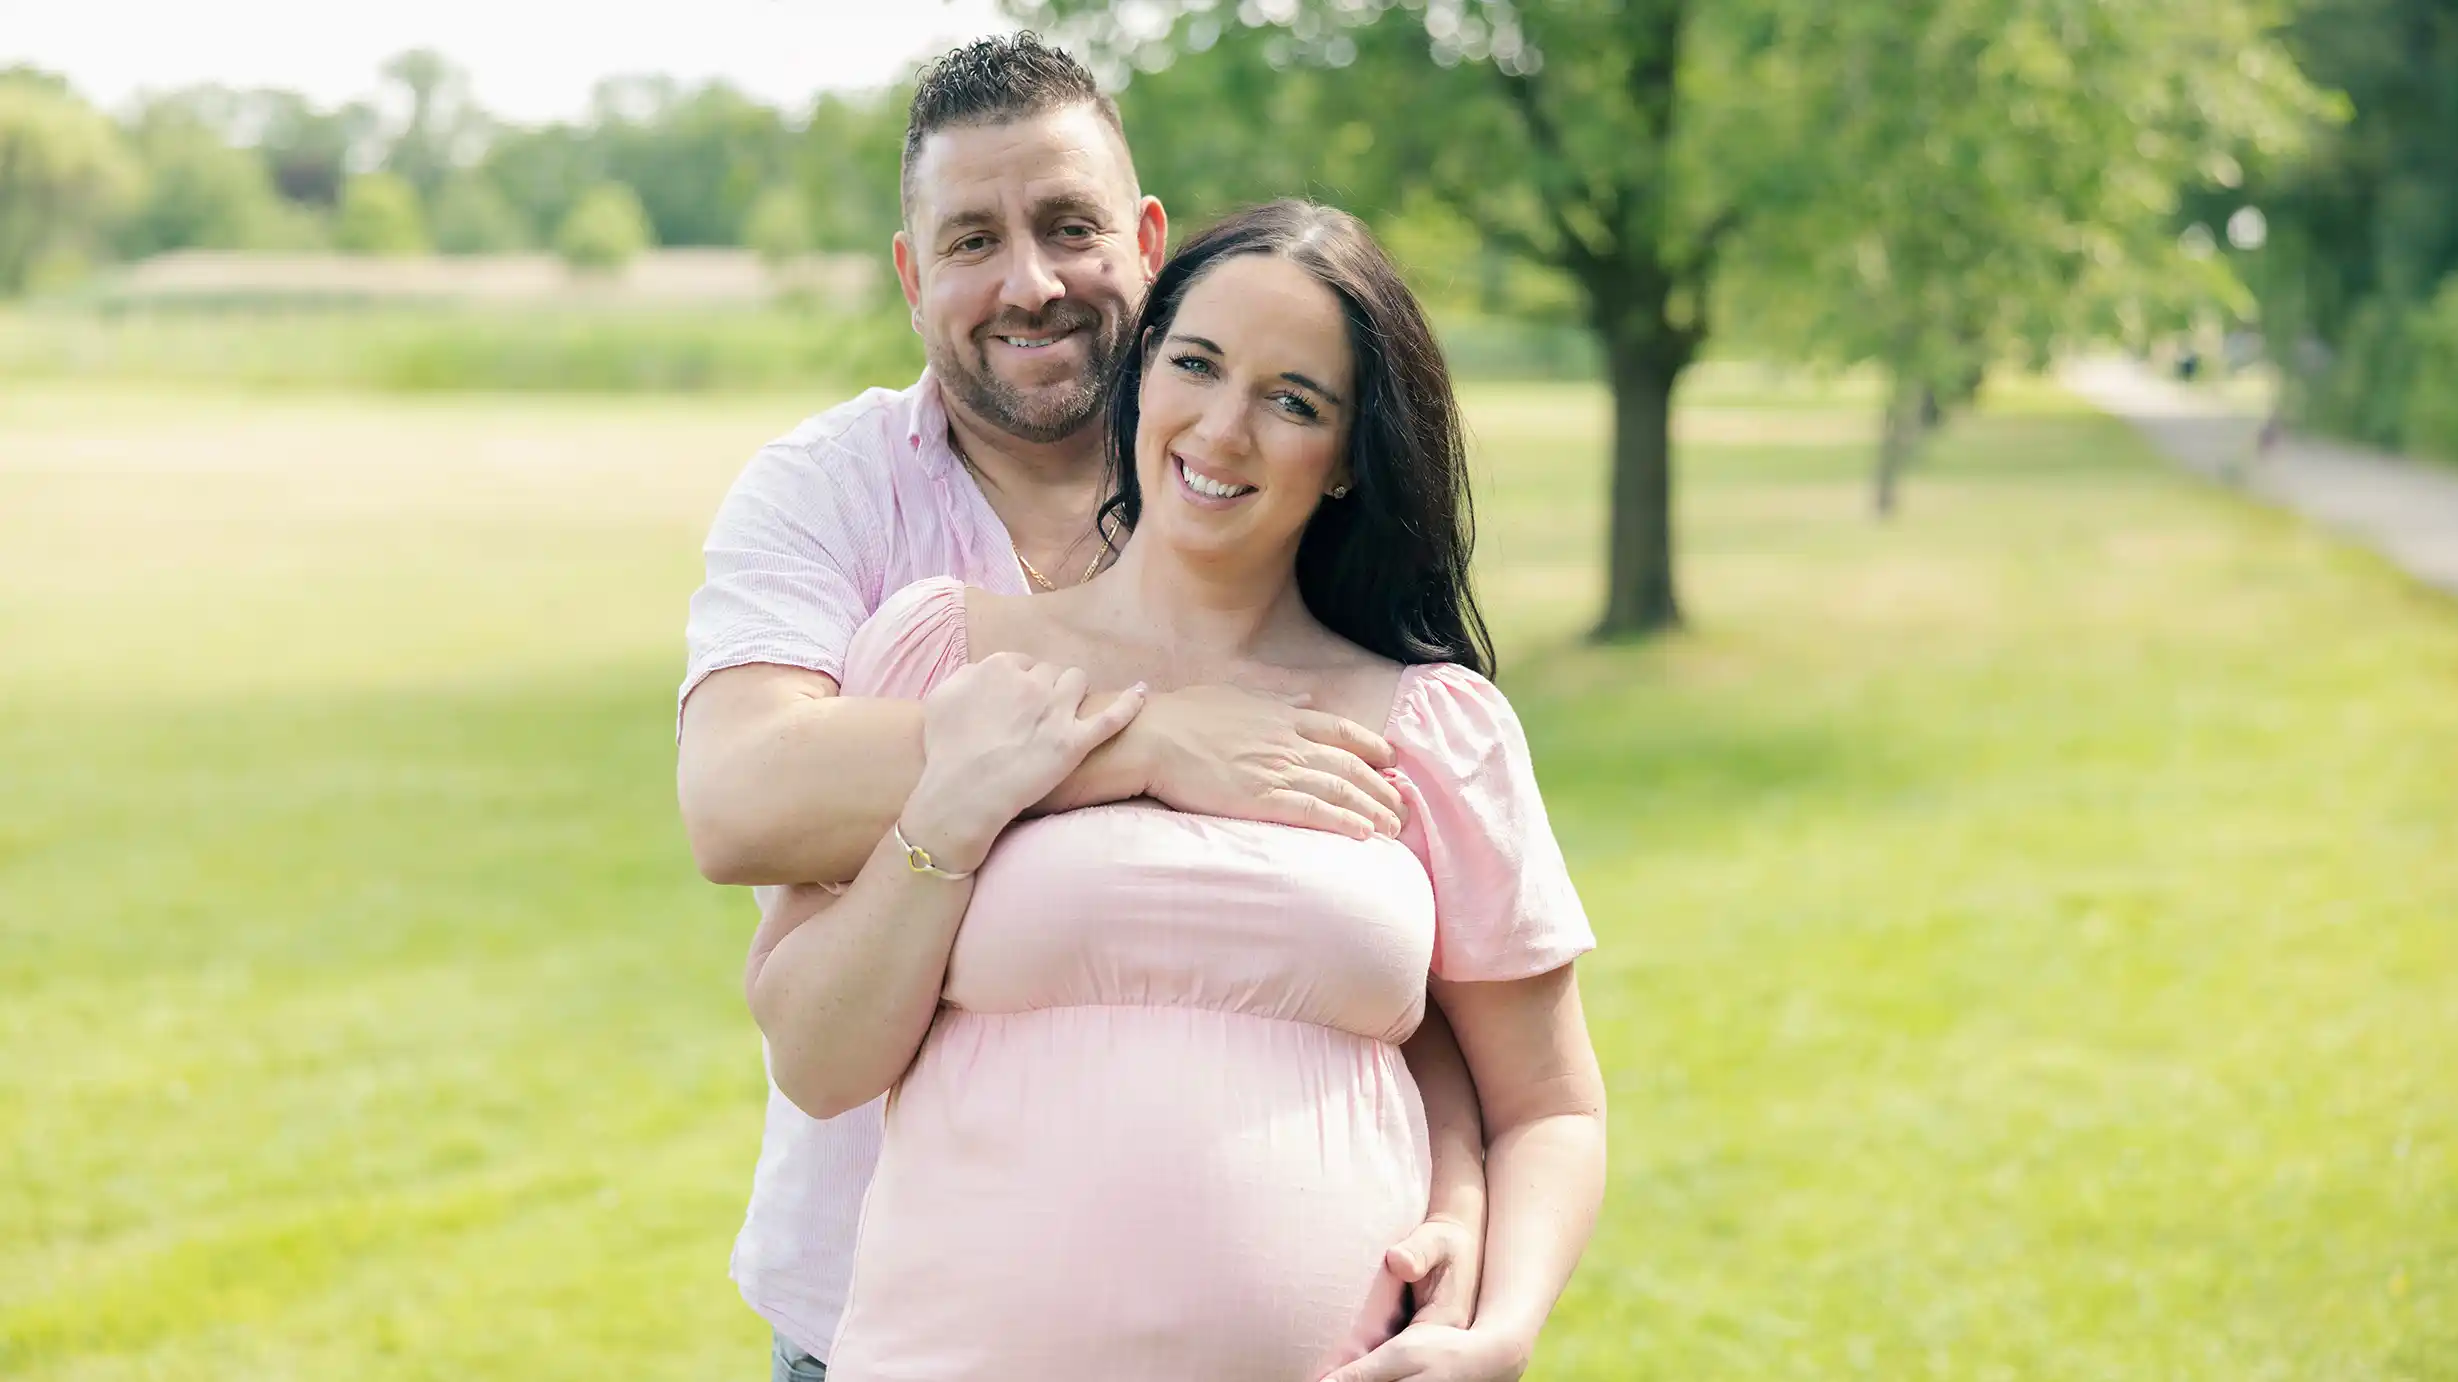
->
[894, 105, 1166, 446]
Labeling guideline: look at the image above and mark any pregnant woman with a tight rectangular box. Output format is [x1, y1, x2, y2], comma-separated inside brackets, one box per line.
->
[748, 200, 1606, 1382]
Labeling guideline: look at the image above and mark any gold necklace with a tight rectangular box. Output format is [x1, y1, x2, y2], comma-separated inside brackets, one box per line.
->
[1014, 530, 1111, 591]
[944, 426, 1113, 591]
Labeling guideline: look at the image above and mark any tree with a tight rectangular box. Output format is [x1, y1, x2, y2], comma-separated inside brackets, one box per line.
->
[333, 171, 430, 255]
[430, 175, 529, 254]
[595, 79, 795, 246]
[0, 74, 138, 293]
[796, 89, 905, 253]
[478, 123, 604, 246]
[1726, 1, 2320, 515]
[115, 97, 293, 257]
[380, 49, 483, 201]
[556, 180, 653, 273]
[744, 183, 813, 267]
[252, 91, 380, 207]
[1014, 0, 2320, 635]
[2235, 0, 2458, 447]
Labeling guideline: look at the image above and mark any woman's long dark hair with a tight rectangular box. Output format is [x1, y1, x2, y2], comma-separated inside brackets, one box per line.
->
[1099, 199, 1496, 678]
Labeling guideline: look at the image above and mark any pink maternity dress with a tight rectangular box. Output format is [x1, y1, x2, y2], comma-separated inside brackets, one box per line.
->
[824, 577, 1593, 1382]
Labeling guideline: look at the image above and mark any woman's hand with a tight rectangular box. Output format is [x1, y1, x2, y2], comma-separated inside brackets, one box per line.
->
[1318, 1323, 1531, 1382]
[898, 653, 1146, 874]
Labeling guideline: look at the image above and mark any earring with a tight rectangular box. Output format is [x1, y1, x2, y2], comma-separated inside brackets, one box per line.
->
[1329, 484, 1350, 499]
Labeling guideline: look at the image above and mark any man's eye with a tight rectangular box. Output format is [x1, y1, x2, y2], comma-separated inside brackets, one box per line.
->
[953, 235, 992, 254]
[1055, 224, 1094, 240]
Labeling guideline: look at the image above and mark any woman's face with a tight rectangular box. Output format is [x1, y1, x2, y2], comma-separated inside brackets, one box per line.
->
[1133, 253, 1355, 574]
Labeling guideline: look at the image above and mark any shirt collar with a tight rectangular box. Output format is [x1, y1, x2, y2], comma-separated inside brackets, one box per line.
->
[905, 367, 962, 481]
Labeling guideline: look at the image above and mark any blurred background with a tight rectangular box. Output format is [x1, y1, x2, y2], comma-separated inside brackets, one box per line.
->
[2, 2, 2452, 1378]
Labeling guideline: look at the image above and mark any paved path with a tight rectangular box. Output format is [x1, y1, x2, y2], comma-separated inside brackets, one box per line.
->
[2063, 358, 2458, 599]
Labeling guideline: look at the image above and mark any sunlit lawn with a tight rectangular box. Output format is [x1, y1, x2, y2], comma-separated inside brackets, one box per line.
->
[2, 372, 2453, 1379]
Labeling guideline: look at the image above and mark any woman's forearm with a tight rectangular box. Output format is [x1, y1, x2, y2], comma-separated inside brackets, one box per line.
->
[1471, 1109, 1608, 1351]
[748, 828, 977, 1119]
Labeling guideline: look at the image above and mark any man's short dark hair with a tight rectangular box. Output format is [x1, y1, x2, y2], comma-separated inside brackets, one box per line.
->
[900, 33, 1133, 219]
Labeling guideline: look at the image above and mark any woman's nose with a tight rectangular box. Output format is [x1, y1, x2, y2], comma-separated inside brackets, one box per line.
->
[1190, 393, 1251, 455]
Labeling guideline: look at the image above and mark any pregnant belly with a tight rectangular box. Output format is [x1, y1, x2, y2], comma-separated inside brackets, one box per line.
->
[827, 1006, 1432, 1382]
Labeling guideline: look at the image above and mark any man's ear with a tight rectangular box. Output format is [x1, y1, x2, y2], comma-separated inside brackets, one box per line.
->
[1134, 195, 1168, 283]
[892, 231, 924, 332]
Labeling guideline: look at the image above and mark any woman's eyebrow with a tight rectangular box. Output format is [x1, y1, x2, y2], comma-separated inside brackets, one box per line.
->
[1164, 333, 1222, 353]
[1280, 371, 1345, 407]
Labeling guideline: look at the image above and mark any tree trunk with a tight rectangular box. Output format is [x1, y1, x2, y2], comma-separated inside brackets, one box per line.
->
[1875, 372, 1925, 519]
[1596, 330, 1684, 638]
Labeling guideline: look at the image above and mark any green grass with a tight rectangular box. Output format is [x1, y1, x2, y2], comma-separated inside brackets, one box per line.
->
[0, 304, 926, 394]
[3, 377, 2453, 1379]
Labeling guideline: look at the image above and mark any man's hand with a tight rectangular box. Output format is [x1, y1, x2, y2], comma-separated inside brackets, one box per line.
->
[1051, 684, 1403, 838]
[1318, 1323, 1531, 1382]
[1385, 1214, 1480, 1330]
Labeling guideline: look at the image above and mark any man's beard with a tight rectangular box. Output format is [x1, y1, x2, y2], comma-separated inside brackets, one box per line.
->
[929, 301, 1125, 446]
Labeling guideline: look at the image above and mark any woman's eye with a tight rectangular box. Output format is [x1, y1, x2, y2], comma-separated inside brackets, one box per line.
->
[1168, 353, 1216, 378]
[1274, 392, 1321, 421]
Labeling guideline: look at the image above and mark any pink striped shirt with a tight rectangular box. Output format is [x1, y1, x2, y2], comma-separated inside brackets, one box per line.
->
[682, 370, 1028, 1358]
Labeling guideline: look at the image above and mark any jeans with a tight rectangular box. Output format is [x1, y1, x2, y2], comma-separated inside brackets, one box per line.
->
[771, 1332, 827, 1382]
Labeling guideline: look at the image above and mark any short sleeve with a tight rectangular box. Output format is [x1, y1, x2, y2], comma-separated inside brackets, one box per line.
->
[679, 435, 888, 724]
[840, 577, 971, 700]
[1389, 664, 1595, 982]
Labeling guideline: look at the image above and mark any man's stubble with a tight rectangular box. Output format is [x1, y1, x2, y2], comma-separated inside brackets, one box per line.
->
[928, 299, 1131, 447]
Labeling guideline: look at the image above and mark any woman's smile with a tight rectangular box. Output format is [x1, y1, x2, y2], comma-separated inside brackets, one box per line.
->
[1173, 453, 1258, 506]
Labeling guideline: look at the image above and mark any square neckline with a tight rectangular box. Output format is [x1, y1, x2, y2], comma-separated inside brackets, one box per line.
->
[948, 579, 1428, 739]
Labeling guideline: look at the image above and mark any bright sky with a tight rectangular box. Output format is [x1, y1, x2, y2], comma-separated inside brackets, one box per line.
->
[0, 0, 1019, 121]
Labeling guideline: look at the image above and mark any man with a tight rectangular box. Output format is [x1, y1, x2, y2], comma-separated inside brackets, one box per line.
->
[677, 36, 1496, 1382]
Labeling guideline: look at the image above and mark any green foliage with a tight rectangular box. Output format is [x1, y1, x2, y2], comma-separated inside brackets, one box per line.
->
[2247, 0, 2458, 456]
[332, 173, 430, 256]
[555, 182, 654, 273]
[2400, 280, 2458, 464]
[113, 101, 294, 257]
[5, 382, 2455, 1377]
[595, 80, 795, 247]
[742, 184, 812, 267]
[0, 77, 139, 294]
[378, 49, 478, 201]
[2305, 295, 2415, 446]
[796, 89, 905, 253]
[1714, 0, 2321, 510]
[476, 123, 604, 246]
[428, 176, 530, 255]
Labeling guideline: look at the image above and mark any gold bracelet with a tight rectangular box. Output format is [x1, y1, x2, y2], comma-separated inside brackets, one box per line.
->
[892, 820, 975, 881]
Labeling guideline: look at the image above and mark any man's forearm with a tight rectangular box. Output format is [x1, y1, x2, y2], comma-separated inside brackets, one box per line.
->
[681, 672, 1152, 887]
[680, 689, 926, 885]
[1402, 1003, 1488, 1228]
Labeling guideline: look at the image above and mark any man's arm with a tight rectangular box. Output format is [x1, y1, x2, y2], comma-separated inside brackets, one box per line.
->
[680, 665, 1410, 888]
[1389, 1003, 1488, 1327]
[679, 663, 921, 885]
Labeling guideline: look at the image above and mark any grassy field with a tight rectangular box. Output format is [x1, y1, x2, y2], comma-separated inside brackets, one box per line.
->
[2, 374, 2453, 1379]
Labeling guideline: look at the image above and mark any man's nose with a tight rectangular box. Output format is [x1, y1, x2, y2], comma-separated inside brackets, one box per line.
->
[999, 239, 1065, 314]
